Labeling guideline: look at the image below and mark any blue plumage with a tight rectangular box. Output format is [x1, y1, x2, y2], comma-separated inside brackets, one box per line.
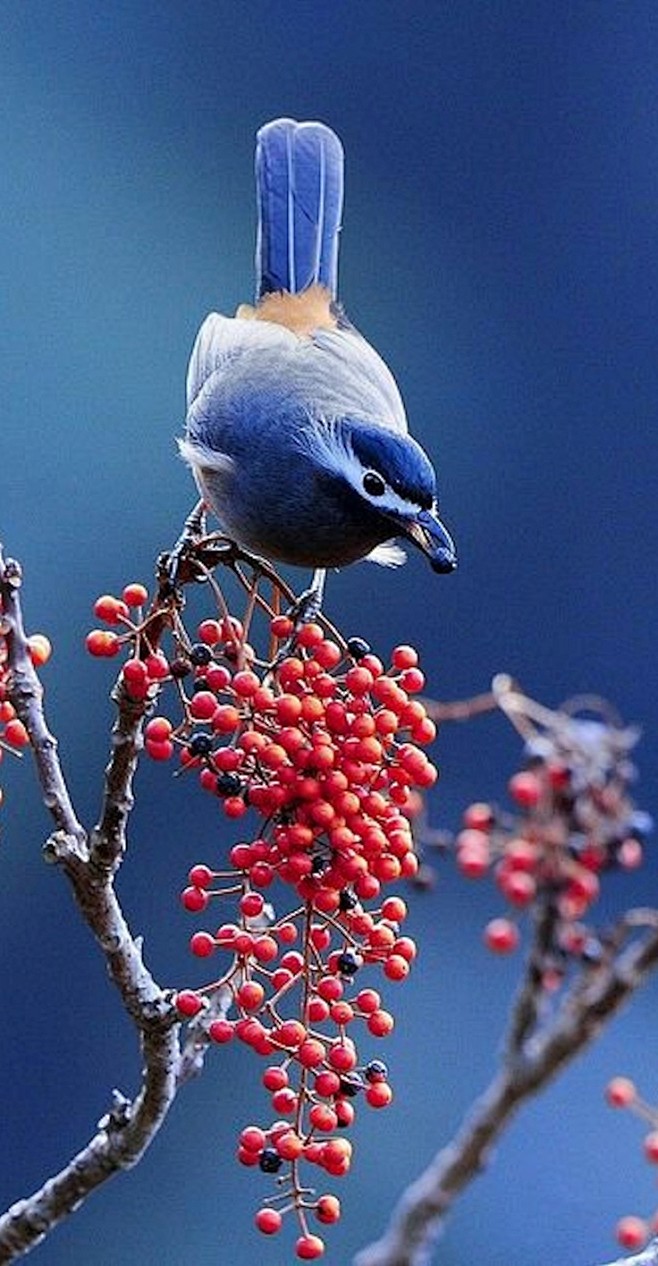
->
[180, 118, 457, 586]
[255, 118, 344, 298]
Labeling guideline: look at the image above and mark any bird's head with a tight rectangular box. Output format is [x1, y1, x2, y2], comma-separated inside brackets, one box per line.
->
[303, 417, 457, 573]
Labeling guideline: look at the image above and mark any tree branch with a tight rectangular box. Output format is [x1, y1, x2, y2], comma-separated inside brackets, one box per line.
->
[0, 546, 181, 1261]
[354, 917, 658, 1266]
[595, 1244, 658, 1266]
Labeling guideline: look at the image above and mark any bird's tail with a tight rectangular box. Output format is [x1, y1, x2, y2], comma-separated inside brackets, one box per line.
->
[255, 118, 344, 300]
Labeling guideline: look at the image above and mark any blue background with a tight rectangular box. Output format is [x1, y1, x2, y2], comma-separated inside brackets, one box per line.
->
[2, 3, 658, 1263]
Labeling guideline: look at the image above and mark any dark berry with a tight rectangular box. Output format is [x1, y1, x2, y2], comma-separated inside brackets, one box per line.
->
[347, 637, 371, 660]
[337, 950, 363, 978]
[365, 1059, 388, 1083]
[216, 772, 243, 798]
[190, 642, 213, 666]
[259, 1147, 283, 1174]
[339, 1073, 365, 1097]
[169, 656, 192, 679]
[338, 889, 359, 912]
[188, 733, 213, 758]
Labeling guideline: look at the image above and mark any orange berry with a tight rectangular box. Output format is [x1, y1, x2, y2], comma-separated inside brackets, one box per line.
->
[27, 634, 52, 667]
[122, 583, 149, 607]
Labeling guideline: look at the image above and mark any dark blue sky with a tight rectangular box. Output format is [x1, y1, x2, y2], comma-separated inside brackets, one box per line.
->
[2, 4, 658, 1264]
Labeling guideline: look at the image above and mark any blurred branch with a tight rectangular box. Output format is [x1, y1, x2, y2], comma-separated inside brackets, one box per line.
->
[597, 1245, 658, 1266]
[0, 546, 181, 1261]
[355, 685, 658, 1266]
[355, 922, 658, 1266]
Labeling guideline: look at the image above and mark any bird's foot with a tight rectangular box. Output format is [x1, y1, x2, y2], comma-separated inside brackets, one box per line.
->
[158, 501, 208, 596]
[270, 569, 327, 668]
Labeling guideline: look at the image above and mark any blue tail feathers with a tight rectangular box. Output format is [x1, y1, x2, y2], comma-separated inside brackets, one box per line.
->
[255, 118, 344, 299]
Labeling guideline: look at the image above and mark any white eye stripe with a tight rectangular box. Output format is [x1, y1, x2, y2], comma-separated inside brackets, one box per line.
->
[293, 418, 425, 518]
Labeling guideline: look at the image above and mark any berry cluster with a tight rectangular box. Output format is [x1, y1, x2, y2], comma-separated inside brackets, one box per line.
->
[454, 717, 650, 969]
[605, 1076, 658, 1250]
[88, 574, 437, 1258]
[0, 616, 52, 807]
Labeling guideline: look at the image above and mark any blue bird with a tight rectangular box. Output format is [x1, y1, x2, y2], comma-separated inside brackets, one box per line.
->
[179, 118, 456, 609]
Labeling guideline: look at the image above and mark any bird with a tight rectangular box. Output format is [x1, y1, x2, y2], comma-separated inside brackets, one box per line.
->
[179, 117, 456, 612]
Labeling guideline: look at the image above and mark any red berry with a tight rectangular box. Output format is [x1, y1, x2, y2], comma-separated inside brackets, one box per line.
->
[232, 669, 260, 697]
[190, 931, 215, 958]
[497, 867, 536, 907]
[197, 618, 222, 645]
[253, 935, 278, 963]
[240, 891, 265, 918]
[345, 666, 374, 696]
[271, 1087, 298, 1114]
[483, 918, 519, 954]
[189, 691, 218, 721]
[237, 981, 265, 1012]
[94, 594, 129, 624]
[145, 716, 173, 742]
[255, 1208, 282, 1236]
[616, 1216, 648, 1251]
[315, 1194, 341, 1225]
[605, 1077, 637, 1108]
[328, 1041, 357, 1072]
[367, 1009, 394, 1037]
[188, 863, 213, 888]
[275, 1130, 304, 1160]
[383, 954, 410, 981]
[4, 718, 29, 747]
[240, 1125, 266, 1152]
[270, 614, 294, 639]
[381, 896, 407, 922]
[175, 989, 204, 1018]
[462, 802, 494, 831]
[644, 1130, 658, 1163]
[391, 644, 418, 670]
[208, 1018, 234, 1043]
[145, 738, 174, 762]
[223, 796, 247, 819]
[180, 886, 208, 912]
[309, 1103, 338, 1133]
[145, 652, 169, 680]
[295, 1233, 325, 1259]
[122, 583, 148, 607]
[456, 829, 490, 878]
[27, 634, 52, 667]
[276, 1019, 307, 1048]
[356, 988, 381, 1014]
[508, 770, 542, 808]
[365, 1081, 393, 1108]
[262, 1066, 288, 1092]
[299, 1038, 327, 1068]
[213, 704, 241, 733]
[399, 667, 425, 693]
[86, 629, 120, 658]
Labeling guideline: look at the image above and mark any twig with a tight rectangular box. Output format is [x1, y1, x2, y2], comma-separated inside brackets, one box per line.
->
[354, 912, 658, 1266]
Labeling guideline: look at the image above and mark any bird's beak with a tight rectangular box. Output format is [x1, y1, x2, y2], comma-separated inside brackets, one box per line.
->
[402, 507, 457, 574]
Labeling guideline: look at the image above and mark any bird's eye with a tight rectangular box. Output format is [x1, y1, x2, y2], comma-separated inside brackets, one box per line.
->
[362, 470, 386, 497]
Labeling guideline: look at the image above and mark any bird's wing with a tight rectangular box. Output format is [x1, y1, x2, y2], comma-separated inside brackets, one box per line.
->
[186, 312, 296, 410]
[186, 313, 407, 439]
[310, 325, 408, 434]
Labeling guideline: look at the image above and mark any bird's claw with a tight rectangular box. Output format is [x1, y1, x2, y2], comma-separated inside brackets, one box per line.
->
[157, 501, 208, 596]
[270, 569, 327, 668]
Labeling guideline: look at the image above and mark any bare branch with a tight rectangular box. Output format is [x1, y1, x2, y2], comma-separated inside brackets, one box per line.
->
[0, 548, 86, 855]
[595, 1244, 658, 1266]
[355, 915, 658, 1266]
[0, 547, 181, 1260]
